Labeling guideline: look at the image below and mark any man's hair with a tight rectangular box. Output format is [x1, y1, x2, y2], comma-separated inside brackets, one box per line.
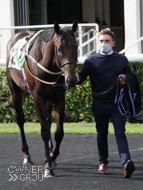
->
[99, 28, 115, 41]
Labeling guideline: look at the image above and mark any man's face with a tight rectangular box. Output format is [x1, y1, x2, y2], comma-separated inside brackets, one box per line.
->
[99, 34, 115, 47]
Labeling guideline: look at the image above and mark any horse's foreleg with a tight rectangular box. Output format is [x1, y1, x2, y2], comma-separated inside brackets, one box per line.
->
[51, 98, 65, 161]
[49, 135, 57, 168]
[41, 120, 55, 177]
[34, 97, 54, 178]
[49, 136, 54, 153]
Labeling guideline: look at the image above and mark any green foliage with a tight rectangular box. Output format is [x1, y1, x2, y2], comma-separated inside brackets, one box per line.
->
[0, 67, 16, 122]
[0, 62, 143, 123]
[129, 62, 143, 123]
[65, 64, 94, 122]
[65, 78, 93, 122]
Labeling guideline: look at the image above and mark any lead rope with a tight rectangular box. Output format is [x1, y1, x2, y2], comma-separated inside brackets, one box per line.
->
[79, 75, 123, 95]
[92, 75, 123, 96]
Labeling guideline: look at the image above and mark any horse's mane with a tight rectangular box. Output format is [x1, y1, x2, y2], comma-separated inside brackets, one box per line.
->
[38, 28, 75, 42]
[38, 30, 55, 42]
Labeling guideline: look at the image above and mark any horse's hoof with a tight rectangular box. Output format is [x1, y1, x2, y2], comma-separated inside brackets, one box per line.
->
[23, 157, 33, 165]
[51, 160, 57, 168]
[44, 167, 55, 178]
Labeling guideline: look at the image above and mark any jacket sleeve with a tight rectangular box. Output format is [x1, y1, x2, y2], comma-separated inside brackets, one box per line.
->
[123, 55, 132, 73]
[78, 59, 91, 84]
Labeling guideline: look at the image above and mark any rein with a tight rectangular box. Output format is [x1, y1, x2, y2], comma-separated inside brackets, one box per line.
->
[25, 52, 62, 75]
[24, 58, 65, 87]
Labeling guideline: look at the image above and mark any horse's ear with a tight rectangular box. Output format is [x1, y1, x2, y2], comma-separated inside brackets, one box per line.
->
[54, 21, 60, 34]
[71, 20, 78, 33]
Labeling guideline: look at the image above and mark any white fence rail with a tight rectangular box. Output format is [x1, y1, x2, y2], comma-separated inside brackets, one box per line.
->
[76, 28, 97, 56]
[0, 23, 99, 66]
[1, 24, 143, 65]
[119, 36, 143, 54]
[1, 54, 143, 66]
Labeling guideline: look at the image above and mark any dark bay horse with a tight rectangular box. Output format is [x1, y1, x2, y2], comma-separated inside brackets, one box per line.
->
[6, 21, 78, 178]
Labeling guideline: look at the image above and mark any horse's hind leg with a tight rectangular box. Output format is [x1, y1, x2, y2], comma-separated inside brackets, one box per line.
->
[7, 74, 32, 164]
[13, 89, 33, 164]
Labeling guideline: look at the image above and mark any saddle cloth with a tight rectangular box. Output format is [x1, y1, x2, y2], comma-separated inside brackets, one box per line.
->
[8, 30, 44, 70]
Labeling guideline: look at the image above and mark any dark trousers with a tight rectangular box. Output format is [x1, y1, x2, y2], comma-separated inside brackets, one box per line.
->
[92, 98, 131, 167]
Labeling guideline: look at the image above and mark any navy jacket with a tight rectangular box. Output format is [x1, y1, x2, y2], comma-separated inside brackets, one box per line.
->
[115, 71, 142, 119]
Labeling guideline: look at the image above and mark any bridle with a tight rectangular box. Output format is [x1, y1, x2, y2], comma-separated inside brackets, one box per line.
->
[24, 35, 77, 87]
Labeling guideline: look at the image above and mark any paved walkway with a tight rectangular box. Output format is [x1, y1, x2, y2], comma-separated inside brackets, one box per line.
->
[0, 133, 143, 190]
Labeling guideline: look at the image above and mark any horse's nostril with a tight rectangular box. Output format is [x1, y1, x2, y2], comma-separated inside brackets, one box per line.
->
[66, 77, 70, 84]
[66, 77, 77, 87]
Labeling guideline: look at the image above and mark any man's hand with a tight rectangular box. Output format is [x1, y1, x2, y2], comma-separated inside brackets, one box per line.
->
[119, 75, 127, 85]
[76, 73, 80, 83]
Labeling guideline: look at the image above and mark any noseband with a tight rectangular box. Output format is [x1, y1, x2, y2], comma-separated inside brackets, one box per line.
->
[54, 36, 77, 69]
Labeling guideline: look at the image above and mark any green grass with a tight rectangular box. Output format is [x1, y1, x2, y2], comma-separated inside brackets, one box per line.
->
[0, 122, 143, 134]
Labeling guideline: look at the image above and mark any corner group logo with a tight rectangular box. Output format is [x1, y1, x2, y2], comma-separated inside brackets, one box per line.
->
[8, 165, 44, 182]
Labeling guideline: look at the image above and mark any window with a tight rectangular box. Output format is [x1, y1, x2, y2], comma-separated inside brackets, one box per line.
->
[95, 0, 110, 26]
[29, 0, 46, 25]
[14, 0, 46, 29]
[14, 0, 28, 26]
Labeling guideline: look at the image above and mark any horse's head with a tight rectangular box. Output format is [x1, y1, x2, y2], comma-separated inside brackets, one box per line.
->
[54, 20, 78, 88]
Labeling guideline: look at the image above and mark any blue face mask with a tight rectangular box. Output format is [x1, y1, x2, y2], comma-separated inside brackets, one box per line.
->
[99, 43, 112, 54]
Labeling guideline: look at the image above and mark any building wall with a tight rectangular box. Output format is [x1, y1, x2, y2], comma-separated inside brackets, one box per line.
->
[0, 0, 15, 59]
[124, 0, 141, 54]
[141, 0, 143, 52]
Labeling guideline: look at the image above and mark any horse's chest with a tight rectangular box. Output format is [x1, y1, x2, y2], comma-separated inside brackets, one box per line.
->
[37, 84, 65, 102]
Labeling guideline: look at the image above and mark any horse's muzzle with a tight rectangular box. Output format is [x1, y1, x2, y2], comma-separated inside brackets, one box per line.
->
[66, 76, 77, 89]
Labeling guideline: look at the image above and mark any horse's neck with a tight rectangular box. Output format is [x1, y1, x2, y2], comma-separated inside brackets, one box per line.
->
[42, 40, 60, 72]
